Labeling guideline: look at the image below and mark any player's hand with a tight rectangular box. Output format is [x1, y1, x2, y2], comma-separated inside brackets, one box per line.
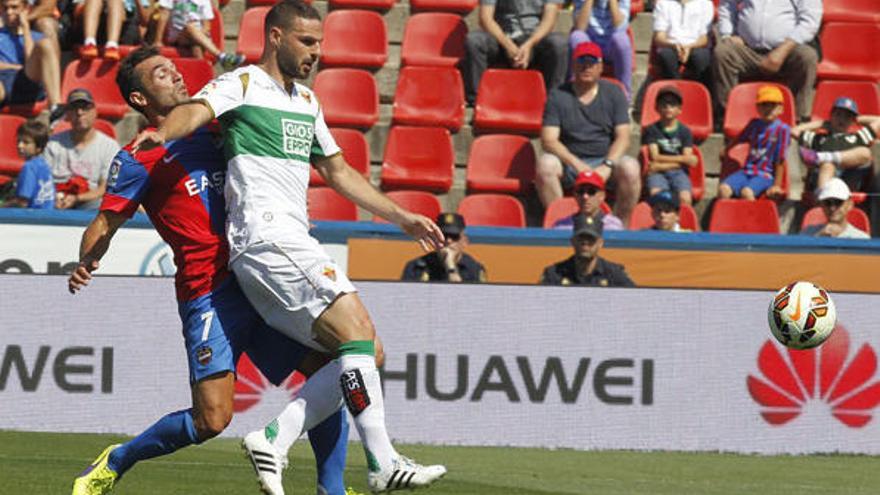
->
[399, 212, 445, 252]
[131, 129, 166, 154]
[68, 259, 100, 294]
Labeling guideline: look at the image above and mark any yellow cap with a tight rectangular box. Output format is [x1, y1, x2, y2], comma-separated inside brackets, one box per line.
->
[756, 85, 784, 104]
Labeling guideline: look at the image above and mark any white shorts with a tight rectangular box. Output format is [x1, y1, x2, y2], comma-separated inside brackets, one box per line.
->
[231, 241, 357, 352]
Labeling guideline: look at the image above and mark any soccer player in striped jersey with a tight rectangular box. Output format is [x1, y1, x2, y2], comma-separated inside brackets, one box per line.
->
[69, 47, 355, 495]
[132, 1, 448, 492]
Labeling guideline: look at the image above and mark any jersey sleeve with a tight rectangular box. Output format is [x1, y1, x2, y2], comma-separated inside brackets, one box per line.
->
[199, 0, 214, 19]
[310, 105, 341, 161]
[100, 150, 150, 218]
[14, 161, 37, 201]
[194, 71, 246, 118]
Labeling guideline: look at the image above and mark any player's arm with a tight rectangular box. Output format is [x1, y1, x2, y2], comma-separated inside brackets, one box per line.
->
[68, 210, 128, 294]
[313, 154, 444, 251]
[131, 101, 214, 152]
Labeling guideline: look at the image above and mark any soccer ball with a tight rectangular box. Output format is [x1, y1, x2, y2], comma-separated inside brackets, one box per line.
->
[767, 281, 837, 350]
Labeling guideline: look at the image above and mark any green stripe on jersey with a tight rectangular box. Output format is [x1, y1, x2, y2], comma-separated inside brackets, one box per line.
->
[220, 104, 317, 162]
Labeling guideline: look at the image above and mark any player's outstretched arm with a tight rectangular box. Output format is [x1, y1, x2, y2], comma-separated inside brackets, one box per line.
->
[131, 101, 214, 153]
[68, 210, 127, 294]
[313, 154, 445, 251]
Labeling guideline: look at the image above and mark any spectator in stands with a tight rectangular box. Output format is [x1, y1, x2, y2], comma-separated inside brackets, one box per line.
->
[26, 0, 62, 50]
[152, 0, 244, 69]
[794, 98, 880, 193]
[2, 119, 54, 209]
[536, 41, 641, 226]
[77, 0, 135, 59]
[801, 178, 869, 239]
[714, 0, 821, 122]
[45, 88, 120, 209]
[402, 213, 487, 283]
[569, 0, 633, 98]
[646, 191, 690, 232]
[0, 0, 63, 116]
[642, 85, 697, 206]
[651, 0, 713, 84]
[462, 0, 568, 105]
[551, 169, 623, 231]
[718, 85, 790, 201]
[540, 212, 635, 286]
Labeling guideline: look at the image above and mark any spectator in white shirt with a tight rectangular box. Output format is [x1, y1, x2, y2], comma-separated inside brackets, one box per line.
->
[651, 0, 714, 84]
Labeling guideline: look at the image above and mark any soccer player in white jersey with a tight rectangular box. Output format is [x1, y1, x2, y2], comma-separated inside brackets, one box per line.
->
[131, 1, 447, 493]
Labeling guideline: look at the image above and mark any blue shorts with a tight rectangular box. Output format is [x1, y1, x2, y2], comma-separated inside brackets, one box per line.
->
[178, 277, 311, 385]
[646, 169, 692, 193]
[0, 69, 45, 106]
[722, 170, 774, 197]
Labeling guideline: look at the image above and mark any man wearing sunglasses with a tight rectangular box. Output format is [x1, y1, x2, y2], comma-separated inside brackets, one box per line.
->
[402, 212, 488, 283]
[801, 178, 869, 239]
[551, 169, 623, 231]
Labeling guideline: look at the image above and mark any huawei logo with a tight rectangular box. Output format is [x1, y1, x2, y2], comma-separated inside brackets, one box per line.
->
[233, 352, 306, 413]
[748, 325, 880, 427]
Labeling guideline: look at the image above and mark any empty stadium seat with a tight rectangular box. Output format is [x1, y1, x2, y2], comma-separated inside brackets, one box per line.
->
[409, 0, 476, 12]
[801, 206, 871, 236]
[381, 126, 454, 192]
[542, 197, 611, 228]
[465, 134, 535, 194]
[628, 201, 700, 231]
[457, 194, 526, 227]
[52, 118, 117, 139]
[639, 145, 705, 202]
[473, 69, 546, 134]
[373, 190, 442, 223]
[171, 58, 215, 96]
[238, 7, 269, 64]
[61, 60, 129, 119]
[722, 82, 796, 141]
[307, 187, 358, 221]
[329, 0, 395, 9]
[822, 0, 880, 23]
[720, 142, 789, 197]
[313, 69, 379, 129]
[811, 81, 880, 122]
[309, 128, 370, 187]
[0, 115, 25, 176]
[641, 80, 713, 142]
[817, 23, 880, 83]
[709, 199, 780, 234]
[392, 66, 465, 131]
[321, 10, 388, 69]
[400, 13, 467, 67]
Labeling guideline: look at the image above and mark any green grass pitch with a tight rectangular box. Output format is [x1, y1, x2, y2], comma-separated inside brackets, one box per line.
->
[1, 431, 878, 494]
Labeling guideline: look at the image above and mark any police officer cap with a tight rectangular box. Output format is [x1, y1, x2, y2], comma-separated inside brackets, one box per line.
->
[436, 212, 465, 236]
[572, 213, 603, 239]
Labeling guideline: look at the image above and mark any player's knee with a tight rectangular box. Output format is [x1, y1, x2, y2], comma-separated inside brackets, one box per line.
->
[194, 406, 232, 441]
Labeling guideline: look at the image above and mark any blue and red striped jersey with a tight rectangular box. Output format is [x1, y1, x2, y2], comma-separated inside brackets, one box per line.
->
[736, 118, 791, 179]
[101, 126, 230, 301]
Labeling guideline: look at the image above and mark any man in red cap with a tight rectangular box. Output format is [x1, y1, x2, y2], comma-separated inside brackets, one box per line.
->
[536, 41, 641, 227]
[551, 169, 623, 231]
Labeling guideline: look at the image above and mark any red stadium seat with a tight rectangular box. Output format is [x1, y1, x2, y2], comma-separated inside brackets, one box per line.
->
[457, 194, 526, 227]
[0, 115, 25, 176]
[639, 145, 705, 202]
[329, 0, 395, 9]
[309, 128, 370, 187]
[247, 0, 281, 6]
[238, 7, 269, 64]
[822, 0, 880, 23]
[52, 118, 117, 139]
[465, 134, 535, 194]
[409, 0, 476, 13]
[817, 23, 880, 83]
[313, 69, 379, 129]
[321, 10, 388, 69]
[720, 142, 789, 197]
[61, 60, 129, 119]
[709, 199, 780, 234]
[0, 100, 47, 117]
[373, 190, 442, 223]
[392, 66, 465, 131]
[381, 126, 454, 192]
[641, 80, 714, 142]
[628, 201, 700, 231]
[801, 206, 871, 236]
[400, 13, 467, 68]
[171, 58, 215, 96]
[473, 69, 546, 135]
[722, 82, 796, 141]
[307, 187, 358, 221]
[811, 81, 880, 122]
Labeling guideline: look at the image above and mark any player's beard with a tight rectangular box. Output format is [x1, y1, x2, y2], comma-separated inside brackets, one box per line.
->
[278, 48, 311, 80]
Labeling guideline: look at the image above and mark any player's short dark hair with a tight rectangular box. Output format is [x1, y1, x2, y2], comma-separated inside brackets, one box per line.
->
[264, 0, 321, 37]
[116, 46, 162, 114]
[16, 119, 48, 151]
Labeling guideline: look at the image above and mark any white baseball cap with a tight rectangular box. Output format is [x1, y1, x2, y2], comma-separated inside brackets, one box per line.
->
[817, 178, 851, 201]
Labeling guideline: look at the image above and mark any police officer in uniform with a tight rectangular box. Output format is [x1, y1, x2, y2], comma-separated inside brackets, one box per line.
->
[402, 212, 487, 283]
[540, 213, 635, 287]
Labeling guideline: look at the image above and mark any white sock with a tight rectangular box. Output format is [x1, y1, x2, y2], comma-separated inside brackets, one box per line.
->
[339, 353, 397, 473]
[84, 37, 97, 46]
[267, 359, 343, 456]
[817, 151, 842, 165]
[105, 40, 118, 49]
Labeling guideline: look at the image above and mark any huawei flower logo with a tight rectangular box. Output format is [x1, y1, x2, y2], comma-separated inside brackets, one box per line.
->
[233, 352, 306, 413]
[748, 325, 880, 427]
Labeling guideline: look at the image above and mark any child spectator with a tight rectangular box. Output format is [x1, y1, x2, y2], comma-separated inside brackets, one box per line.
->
[718, 85, 790, 201]
[793, 97, 880, 193]
[641, 85, 698, 206]
[646, 191, 690, 232]
[651, 0, 713, 84]
[153, 0, 243, 69]
[4, 119, 54, 209]
[78, 0, 126, 60]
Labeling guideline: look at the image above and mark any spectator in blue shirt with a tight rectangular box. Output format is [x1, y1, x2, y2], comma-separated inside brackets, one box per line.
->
[4, 119, 54, 209]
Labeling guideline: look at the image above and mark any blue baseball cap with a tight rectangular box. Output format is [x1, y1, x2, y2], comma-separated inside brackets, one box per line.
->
[832, 97, 859, 116]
